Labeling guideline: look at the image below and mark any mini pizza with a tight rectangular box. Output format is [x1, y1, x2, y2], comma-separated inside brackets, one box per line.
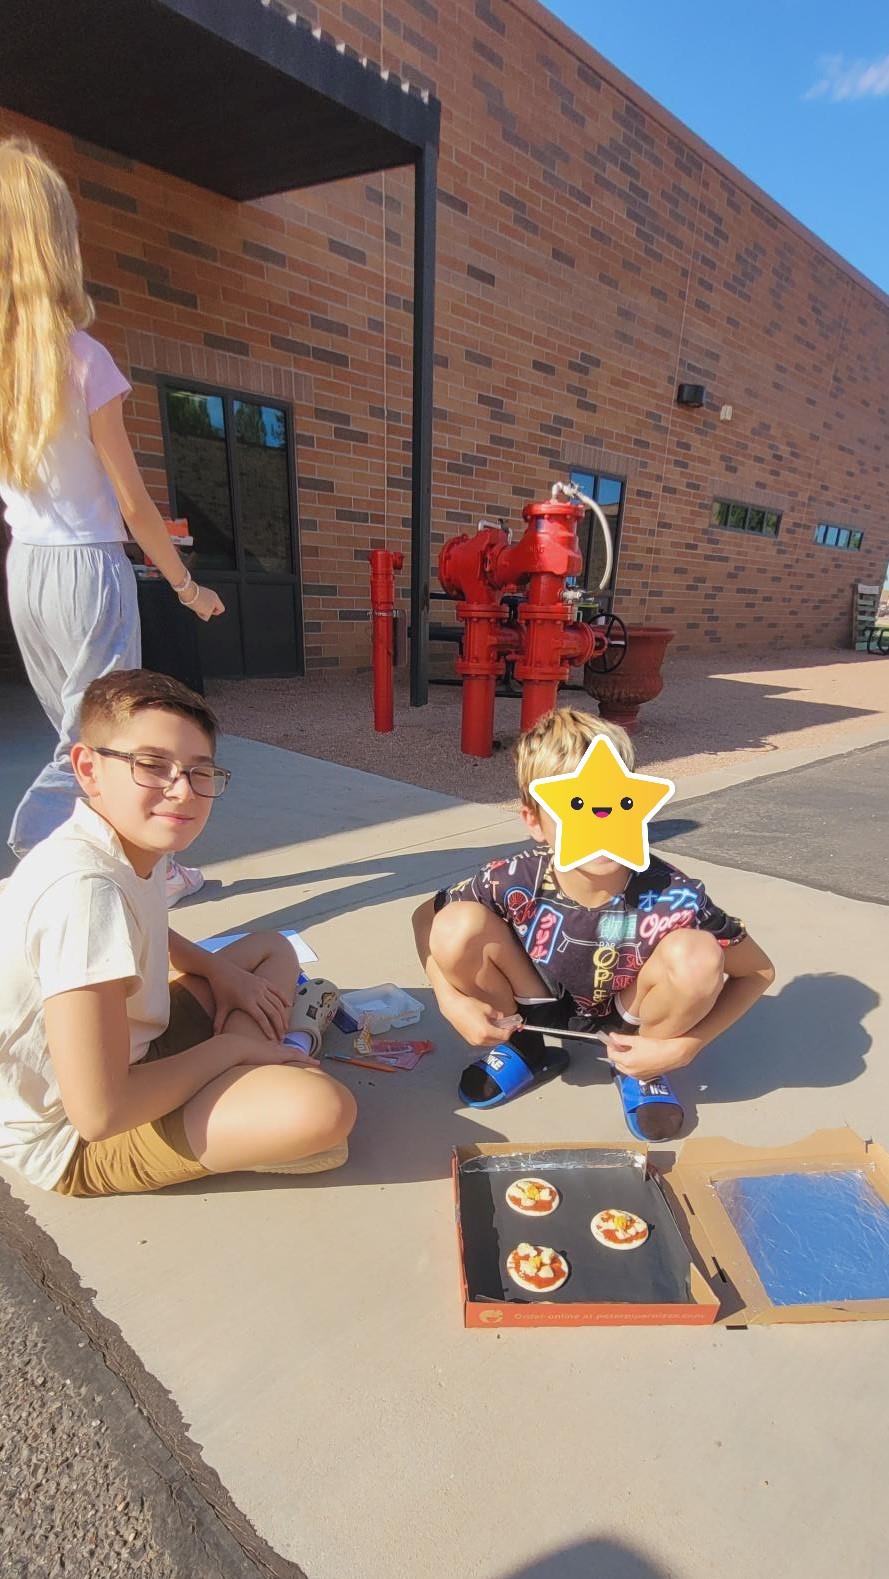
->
[505, 1177, 561, 1216]
[506, 1243, 570, 1294]
[590, 1209, 649, 1251]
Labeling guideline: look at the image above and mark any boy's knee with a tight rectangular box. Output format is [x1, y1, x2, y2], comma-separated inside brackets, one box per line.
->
[245, 1072, 356, 1171]
[657, 929, 723, 994]
[301, 1072, 357, 1146]
[334, 1079, 358, 1139]
[263, 1070, 356, 1162]
[429, 900, 503, 966]
[261, 929, 299, 967]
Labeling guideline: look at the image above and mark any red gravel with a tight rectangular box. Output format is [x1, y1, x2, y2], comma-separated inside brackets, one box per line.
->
[209, 648, 889, 808]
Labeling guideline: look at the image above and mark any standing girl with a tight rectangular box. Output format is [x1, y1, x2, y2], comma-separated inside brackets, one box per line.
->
[0, 137, 223, 901]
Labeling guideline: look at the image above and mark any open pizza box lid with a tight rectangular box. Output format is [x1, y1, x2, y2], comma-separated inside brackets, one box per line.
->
[453, 1129, 889, 1328]
[668, 1127, 889, 1326]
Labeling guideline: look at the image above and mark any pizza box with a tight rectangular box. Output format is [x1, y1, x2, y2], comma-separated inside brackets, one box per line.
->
[454, 1130, 889, 1329]
[453, 1141, 720, 1328]
[673, 1128, 889, 1326]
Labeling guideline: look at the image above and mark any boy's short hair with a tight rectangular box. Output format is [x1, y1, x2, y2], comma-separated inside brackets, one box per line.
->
[80, 670, 219, 750]
[514, 707, 635, 808]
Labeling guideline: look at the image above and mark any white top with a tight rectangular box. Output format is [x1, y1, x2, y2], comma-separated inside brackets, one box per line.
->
[0, 330, 132, 546]
[0, 799, 169, 1190]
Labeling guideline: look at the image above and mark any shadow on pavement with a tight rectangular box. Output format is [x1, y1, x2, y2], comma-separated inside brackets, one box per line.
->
[493, 1538, 676, 1579]
[174, 815, 703, 926]
[684, 971, 877, 1104]
[558, 972, 876, 1133]
[156, 968, 877, 1199]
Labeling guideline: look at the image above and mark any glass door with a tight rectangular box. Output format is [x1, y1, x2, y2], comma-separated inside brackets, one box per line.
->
[568, 468, 625, 609]
[162, 382, 304, 678]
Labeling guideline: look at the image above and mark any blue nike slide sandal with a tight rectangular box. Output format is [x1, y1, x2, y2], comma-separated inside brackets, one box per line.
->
[459, 1036, 570, 1109]
[612, 1069, 684, 1141]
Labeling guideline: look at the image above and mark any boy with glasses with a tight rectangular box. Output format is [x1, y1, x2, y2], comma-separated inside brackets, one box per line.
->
[0, 669, 355, 1195]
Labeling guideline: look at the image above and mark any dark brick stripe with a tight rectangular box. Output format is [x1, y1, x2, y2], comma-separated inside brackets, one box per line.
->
[148, 281, 197, 308]
[79, 179, 137, 213]
[329, 239, 367, 265]
[204, 332, 249, 356]
[169, 232, 218, 261]
[242, 239, 287, 269]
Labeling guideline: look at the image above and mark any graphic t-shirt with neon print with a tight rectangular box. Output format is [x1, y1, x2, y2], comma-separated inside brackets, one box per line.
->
[433, 847, 746, 1021]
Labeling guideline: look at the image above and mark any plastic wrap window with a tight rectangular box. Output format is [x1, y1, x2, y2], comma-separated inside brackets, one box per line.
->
[459, 1149, 646, 1175]
[714, 1170, 889, 1306]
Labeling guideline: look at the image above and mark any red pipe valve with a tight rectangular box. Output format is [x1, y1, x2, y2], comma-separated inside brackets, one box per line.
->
[369, 548, 404, 733]
[437, 493, 610, 756]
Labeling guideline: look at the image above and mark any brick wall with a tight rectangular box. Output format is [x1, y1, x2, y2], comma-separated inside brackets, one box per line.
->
[3, 0, 888, 676]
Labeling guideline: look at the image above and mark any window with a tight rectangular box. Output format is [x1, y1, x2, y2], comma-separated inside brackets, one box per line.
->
[711, 499, 781, 537]
[161, 380, 303, 679]
[568, 469, 625, 607]
[165, 390, 235, 571]
[233, 400, 292, 575]
[815, 523, 864, 552]
[164, 388, 295, 574]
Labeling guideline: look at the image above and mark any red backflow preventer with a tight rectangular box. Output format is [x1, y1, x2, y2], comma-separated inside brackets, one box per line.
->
[437, 489, 611, 756]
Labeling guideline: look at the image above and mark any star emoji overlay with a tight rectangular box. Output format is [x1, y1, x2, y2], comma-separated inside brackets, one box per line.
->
[529, 736, 675, 872]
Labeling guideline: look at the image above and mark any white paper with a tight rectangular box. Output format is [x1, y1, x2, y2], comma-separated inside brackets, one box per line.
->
[199, 928, 318, 964]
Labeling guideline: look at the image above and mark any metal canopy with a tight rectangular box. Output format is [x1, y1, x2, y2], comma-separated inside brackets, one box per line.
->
[0, 0, 439, 700]
[0, 0, 438, 195]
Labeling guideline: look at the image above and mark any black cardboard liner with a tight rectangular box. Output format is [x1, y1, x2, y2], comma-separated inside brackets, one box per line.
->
[458, 1147, 695, 1306]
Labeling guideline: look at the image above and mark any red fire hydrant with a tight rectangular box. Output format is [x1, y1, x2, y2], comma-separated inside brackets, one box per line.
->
[438, 490, 611, 757]
[369, 548, 404, 733]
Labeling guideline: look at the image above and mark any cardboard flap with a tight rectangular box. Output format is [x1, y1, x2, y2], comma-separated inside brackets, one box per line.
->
[675, 1127, 887, 1175]
[665, 1128, 889, 1325]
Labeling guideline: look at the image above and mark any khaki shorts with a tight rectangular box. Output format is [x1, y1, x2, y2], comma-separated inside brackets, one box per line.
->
[54, 983, 215, 1198]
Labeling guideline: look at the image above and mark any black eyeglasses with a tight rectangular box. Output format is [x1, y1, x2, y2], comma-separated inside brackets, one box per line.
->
[93, 748, 231, 799]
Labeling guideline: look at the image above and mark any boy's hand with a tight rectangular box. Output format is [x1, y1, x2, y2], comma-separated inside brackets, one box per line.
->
[449, 997, 523, 1049]
[207, 958, 292, 1041]
[240, 1042, 321, 1069]
[605, 1031, 693, 1081]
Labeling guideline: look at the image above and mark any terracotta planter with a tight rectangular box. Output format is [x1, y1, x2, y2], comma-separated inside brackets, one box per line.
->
[583, 626, 674, 733]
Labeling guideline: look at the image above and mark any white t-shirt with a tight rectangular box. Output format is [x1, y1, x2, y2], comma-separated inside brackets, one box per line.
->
[0, 798, 169, 1190]
[0, 330, 132, 546]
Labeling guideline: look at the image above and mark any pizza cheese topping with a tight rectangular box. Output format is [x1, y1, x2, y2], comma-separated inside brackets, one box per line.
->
[507, 1243, 570, 1293]
[505, 1177, 561, 1215]
[590, 1209, 649, 1250]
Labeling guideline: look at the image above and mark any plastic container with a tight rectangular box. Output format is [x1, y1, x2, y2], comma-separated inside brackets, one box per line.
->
[339, 984, 424, 1035]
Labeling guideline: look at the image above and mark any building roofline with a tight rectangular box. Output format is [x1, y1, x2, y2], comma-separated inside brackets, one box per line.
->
[508, 0, 889, 315]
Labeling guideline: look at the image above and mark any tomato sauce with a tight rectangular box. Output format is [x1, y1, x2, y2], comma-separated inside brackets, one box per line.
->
[594, 1211, 648, 1247]
[507, 1248, 569, 1291]
[506, 1179, 560, 1215]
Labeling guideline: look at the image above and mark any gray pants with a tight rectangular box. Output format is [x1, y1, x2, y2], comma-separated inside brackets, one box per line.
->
[6, 540, 141, 856]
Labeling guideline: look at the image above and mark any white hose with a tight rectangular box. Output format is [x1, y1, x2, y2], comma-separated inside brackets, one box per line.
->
[550, 481, 614, 591]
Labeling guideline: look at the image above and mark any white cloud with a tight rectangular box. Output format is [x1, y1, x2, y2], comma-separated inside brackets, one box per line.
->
[805, 52, 889, 102]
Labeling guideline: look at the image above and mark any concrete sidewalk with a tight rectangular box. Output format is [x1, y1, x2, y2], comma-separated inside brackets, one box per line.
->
[2, 689, 888, 1579]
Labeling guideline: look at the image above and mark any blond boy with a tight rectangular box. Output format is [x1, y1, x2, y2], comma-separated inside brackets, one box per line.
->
[414, 709, 773, 1116]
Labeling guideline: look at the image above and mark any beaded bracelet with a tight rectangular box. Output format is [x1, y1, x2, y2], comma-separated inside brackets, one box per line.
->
[178, 580, 201, 607]
[170, 569, 192, 595]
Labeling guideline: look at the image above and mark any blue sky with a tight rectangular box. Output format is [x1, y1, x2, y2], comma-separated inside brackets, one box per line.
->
[549, 0, 889, 295]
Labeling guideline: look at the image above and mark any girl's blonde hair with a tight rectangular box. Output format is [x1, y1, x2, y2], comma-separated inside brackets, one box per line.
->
[514, 707, 635, 807]
[0, 137, 94, 488]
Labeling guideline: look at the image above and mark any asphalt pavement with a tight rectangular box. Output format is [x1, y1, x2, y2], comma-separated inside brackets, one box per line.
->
[653, 741, 888, 905]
